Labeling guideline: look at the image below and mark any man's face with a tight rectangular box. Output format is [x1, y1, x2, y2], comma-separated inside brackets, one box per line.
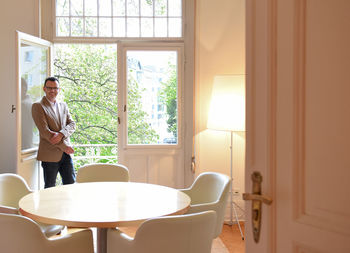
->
[43, 80, 60, 102]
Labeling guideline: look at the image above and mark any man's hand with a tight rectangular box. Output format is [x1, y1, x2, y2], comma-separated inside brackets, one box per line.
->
[64, 146, 74, 155]
[50, 132, 63, 145]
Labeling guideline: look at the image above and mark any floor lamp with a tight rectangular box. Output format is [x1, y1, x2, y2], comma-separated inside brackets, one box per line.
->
[207, 75, 245, 240]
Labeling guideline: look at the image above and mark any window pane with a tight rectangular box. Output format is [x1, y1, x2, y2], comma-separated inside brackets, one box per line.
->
[71, 0, 84, 16]
[168, 0, 181, 16]
[113, 0, 126, 16]
[155, 0, 167, 16]
[141, 0, 153, 16]
[56, 0, 69, 16]
[57, 17, 70, 36]
[99, 0, 112, 16]
[154, 18, 167, 37]
[127, 18, 140, 37]
[168, 18, 181, 37]
[53, 44, 118, 167]
[127, 50, 178, 145]
[127, 0, 139, 16]
[20, 45, 47, 150]
[113, 18, 126, 36]
[141, 18, 153, 37]
[71, 18, 84, 36]
[99, 18, 112, 37]
[55, 0, 183, 38]
[85, 0, 97, 16]
[86, 17, 98, 36]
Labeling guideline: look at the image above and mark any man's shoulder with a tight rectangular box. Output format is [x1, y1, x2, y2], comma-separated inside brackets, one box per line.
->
[32, 97, 45, 107]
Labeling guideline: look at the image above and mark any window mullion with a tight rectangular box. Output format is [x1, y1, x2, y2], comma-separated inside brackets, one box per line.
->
[53, 0, 184, 39]
[138, 0, 141, 37]
[153, 0, 155, 37]
[69, 0, 72, 37]
[83, 0, 86, 36]
[97, 0, 100, 36]
[111, 0, 114, 36]
[125, 0, 128, 37]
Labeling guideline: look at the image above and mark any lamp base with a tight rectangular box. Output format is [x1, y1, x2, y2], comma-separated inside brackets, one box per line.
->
[225, 201, 244, 240]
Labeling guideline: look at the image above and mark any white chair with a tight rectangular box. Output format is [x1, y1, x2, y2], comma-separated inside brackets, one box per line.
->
[0, 213, 94, 253]
[0, 173, 64, 237]
[107, 211, 216, 253]
[180, 172, 231, 238]
[76, 163, 129, 183]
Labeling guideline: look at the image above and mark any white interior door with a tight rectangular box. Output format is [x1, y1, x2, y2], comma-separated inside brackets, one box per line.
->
[16, 31, 52, 190]
[245, 0, 350, 252]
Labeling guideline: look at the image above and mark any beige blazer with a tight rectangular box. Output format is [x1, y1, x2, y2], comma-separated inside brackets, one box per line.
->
[32, 96, 76, 162]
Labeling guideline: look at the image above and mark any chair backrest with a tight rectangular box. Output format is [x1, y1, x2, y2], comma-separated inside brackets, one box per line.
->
[132, 211, 216, 253]
[0, 173, 31, 209]
[182, 172, 231, 238]
[76, 163, 130, 183]
[187, 172, 231, 204]
[0, 213, 94, 253]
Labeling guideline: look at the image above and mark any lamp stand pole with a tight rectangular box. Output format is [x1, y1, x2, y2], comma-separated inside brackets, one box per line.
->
[229, 131, 244, 240]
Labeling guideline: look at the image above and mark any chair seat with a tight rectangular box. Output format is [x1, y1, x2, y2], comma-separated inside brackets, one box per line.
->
[0, 173, 65, 237]
[0, 213, 94, 253]
[37, 222, 65, 237]
[179, 172, 231, 238]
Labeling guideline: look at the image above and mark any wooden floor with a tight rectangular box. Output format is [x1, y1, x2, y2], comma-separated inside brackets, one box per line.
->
[219, 223, 245, 253]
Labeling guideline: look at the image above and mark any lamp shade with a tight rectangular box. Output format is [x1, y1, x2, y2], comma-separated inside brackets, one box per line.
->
[207, 75, 245, 131]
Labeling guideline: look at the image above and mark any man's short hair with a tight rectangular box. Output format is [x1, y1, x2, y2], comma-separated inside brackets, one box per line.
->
[44, 77, 59, 87]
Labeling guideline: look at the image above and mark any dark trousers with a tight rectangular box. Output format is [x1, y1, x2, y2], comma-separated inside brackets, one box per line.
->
[41, 153, 76, 188]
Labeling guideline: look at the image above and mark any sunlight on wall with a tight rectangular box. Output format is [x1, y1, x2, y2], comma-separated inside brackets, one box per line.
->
[195, 0, 245, 221]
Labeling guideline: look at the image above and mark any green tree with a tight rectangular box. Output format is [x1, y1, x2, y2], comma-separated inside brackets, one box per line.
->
[54, 44, 159, 158]
[159, 64, 177, 137]
[54, 44, 118, 145]
[127, 71, 159, 144]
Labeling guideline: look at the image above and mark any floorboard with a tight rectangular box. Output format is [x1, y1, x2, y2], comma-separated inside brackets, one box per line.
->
[219, 223, 245, 253]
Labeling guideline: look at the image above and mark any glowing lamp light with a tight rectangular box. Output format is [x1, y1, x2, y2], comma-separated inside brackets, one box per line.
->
[206, 74, 245, 240]
[207, 75, 245, 132]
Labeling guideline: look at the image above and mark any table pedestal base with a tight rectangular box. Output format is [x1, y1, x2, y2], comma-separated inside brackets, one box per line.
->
[97, 228, 107, 253]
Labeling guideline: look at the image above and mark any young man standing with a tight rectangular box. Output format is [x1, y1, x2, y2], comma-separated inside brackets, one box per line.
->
[32, 77, 76, 188]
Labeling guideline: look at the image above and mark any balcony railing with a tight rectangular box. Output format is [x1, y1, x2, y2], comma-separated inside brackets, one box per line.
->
[72, 143, 118, 169]
[56, 143, 118, 185]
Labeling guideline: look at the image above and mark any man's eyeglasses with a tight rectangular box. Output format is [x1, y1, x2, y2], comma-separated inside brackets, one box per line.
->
[45, 86, 60, 91]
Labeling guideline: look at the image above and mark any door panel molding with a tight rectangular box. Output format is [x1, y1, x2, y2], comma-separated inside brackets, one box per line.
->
[293, 242, 324, 253]
[293, 0, 350, 236]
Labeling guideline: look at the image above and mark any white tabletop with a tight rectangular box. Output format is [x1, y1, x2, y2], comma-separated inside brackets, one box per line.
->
[19, 182, 191, 228]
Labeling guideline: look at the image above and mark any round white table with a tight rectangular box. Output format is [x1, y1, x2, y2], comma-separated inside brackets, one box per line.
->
[19, 182, 191, 253]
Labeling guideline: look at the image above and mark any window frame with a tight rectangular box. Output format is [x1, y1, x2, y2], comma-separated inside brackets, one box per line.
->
[41, 0, 195, 182]
[52, 0, 184, 42]
[117, 42, 184, 149]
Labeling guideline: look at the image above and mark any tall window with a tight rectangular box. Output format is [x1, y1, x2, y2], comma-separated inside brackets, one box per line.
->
[55, 0, 182, 38]
[46, 0, 193, 183]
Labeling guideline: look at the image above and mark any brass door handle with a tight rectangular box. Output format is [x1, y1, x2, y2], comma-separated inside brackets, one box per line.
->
[243, 171, 272, 243]
[242, 193, 272, 205]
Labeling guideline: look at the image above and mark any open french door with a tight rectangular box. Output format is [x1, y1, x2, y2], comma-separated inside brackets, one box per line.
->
[117, 42, 186, 188]
[16, 31, 52, 190]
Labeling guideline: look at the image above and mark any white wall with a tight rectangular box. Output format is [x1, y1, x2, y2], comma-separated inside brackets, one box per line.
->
[0, 0, 39, 173]
[0, 2, 247, 223]
[195, 0, 246, 220]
